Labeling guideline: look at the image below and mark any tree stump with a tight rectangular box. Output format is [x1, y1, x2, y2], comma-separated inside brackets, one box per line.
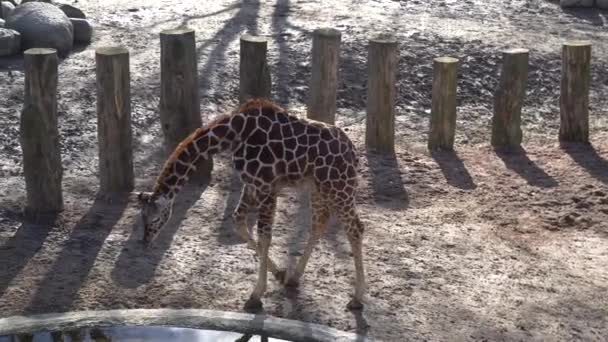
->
[239, 34, 271, 103]
[365, 36, 398, 154]
[160, 28, 202, 150]
[20, 48, 63, 217]
[492, 48, 529, 148]
[428, 57, 458, 151]
[560, 41, 591, 143]
[96, 46, 134, 196]
[307, 28, 341, 124]
[160, 28, 212, 182]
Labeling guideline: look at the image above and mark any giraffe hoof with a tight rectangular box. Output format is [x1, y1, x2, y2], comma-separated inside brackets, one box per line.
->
[347, 298, 364, 311]
[244, 297, 264, 313]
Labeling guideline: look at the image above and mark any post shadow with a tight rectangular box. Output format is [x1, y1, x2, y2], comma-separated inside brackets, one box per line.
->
[494, 146, 558, 188]
[24, 196, 128, 314]
[561, 142, 608, 185]
[0, 213, 56, 298]
[111, 180, 208, 288]
[365, 150, 409, 209]
[431, 150, 476, 190]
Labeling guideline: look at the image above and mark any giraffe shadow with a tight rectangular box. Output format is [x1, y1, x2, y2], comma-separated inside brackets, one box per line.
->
[365, 151, 409, 209]
[111, 181, 208, 288]
[25, 196, 128, 314]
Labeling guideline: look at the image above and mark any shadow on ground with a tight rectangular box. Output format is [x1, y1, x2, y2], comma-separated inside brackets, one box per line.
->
[24, 197, 128, 314]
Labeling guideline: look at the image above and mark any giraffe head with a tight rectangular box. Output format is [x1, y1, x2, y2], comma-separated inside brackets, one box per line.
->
[137, 192, 173, 245]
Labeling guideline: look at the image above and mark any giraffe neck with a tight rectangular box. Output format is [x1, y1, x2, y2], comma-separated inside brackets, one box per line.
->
[152, 115, 232, 200]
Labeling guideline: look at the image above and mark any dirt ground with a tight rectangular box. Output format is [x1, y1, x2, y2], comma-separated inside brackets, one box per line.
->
[1, 0, 607, 341]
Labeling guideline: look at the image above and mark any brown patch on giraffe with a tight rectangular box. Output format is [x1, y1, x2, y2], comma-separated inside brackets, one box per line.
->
[319, 141, 329, 155]
[245, 145, 261, 160]
[281, 124, 294, 138]
[315, 166, 329, 181]
[234, 158, 245, 170]
[230, 114, 245, 133]
[292, 121, 306, 136]
[297, 135, 308, 145]
[258, 166, 274, 182]
[268, 123, 282, 140]
[284, 138, 297, 150]
[248, 129, 267, 146]
[275, 160, 286, 174]
[258, 116, 272, 131]
[243, 117, 257, 138]
[321, 129, 333, 141]
[269, 142, 284, 159]
[259, 146, 275, 164]
[246, 160, 260, 176]
[329, 140, 340, 154]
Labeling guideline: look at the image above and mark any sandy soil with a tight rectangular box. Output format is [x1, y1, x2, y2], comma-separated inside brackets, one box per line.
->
[1, 0, 607, 341]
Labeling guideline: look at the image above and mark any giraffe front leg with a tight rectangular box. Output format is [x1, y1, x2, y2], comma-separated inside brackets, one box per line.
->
[243, 194, 276, 313]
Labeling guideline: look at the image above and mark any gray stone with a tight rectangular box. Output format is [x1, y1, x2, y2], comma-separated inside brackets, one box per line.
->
[70, 18, 91, 43]
[6, 2, 73, 56]
[0, 309, 369, 342]
[597, 0, 608, 9]
[1, 1, 15, 19]
[0, 28, 20, 56]
[560, 0, 594, 7]
[58, 4, 85, 18]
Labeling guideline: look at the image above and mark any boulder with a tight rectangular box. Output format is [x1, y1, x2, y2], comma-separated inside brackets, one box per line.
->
[6, 2, 73, 56]
[597, 0, 608, 9]
[58, 3, 85, 19]
[1, 1, 15, 19]
[560, 0, 594, 7]
[70, 18, 91, 44]
[0, 28, 20, 56]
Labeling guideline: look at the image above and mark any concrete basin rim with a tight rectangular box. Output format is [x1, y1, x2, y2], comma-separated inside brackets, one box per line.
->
[0, 308, 372, 342]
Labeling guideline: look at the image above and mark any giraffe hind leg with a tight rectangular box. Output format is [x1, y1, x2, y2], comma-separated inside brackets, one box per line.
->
[337, 204, 366, 311]
[244, 194, 276, 313]
[283, 190, 330, 288]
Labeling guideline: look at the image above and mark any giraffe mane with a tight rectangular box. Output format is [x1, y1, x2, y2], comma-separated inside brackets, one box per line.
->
[237, 97, 285, 115]
[152, 114, 230, 195]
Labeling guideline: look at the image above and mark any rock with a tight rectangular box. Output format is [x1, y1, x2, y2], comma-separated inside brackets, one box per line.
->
[559, 0, 594, 7]
[1, 1, 15, 19]
[6, 2, 73, 56]
[70, 18, 91, 44]
[597, 0, 608, 9]
[21, 0, 54, 3]
[0, 28, 20, 56]
[58, 3, 85, 19]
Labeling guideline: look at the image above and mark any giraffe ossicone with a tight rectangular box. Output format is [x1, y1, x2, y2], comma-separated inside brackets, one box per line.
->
[138, 98, 366, 312]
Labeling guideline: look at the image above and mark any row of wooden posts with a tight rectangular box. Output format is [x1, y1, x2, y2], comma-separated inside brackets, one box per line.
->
[20, 27, 593, 217]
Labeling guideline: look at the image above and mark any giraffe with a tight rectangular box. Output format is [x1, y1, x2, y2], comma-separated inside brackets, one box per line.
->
[137, 98, 366, 312]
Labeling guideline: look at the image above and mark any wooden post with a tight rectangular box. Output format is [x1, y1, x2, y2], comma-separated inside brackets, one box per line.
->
[239, 34, 271, 103]
[307, 28, 341, 124]
[492, 48, 529, 148]
[428, 57, 458, 151]
[20, 48, 63, 217]
[560, 41, 591, 143]
[365, 36, 398, 154]
[160, 28, 202, 150]
[96, 46, 134, 195]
